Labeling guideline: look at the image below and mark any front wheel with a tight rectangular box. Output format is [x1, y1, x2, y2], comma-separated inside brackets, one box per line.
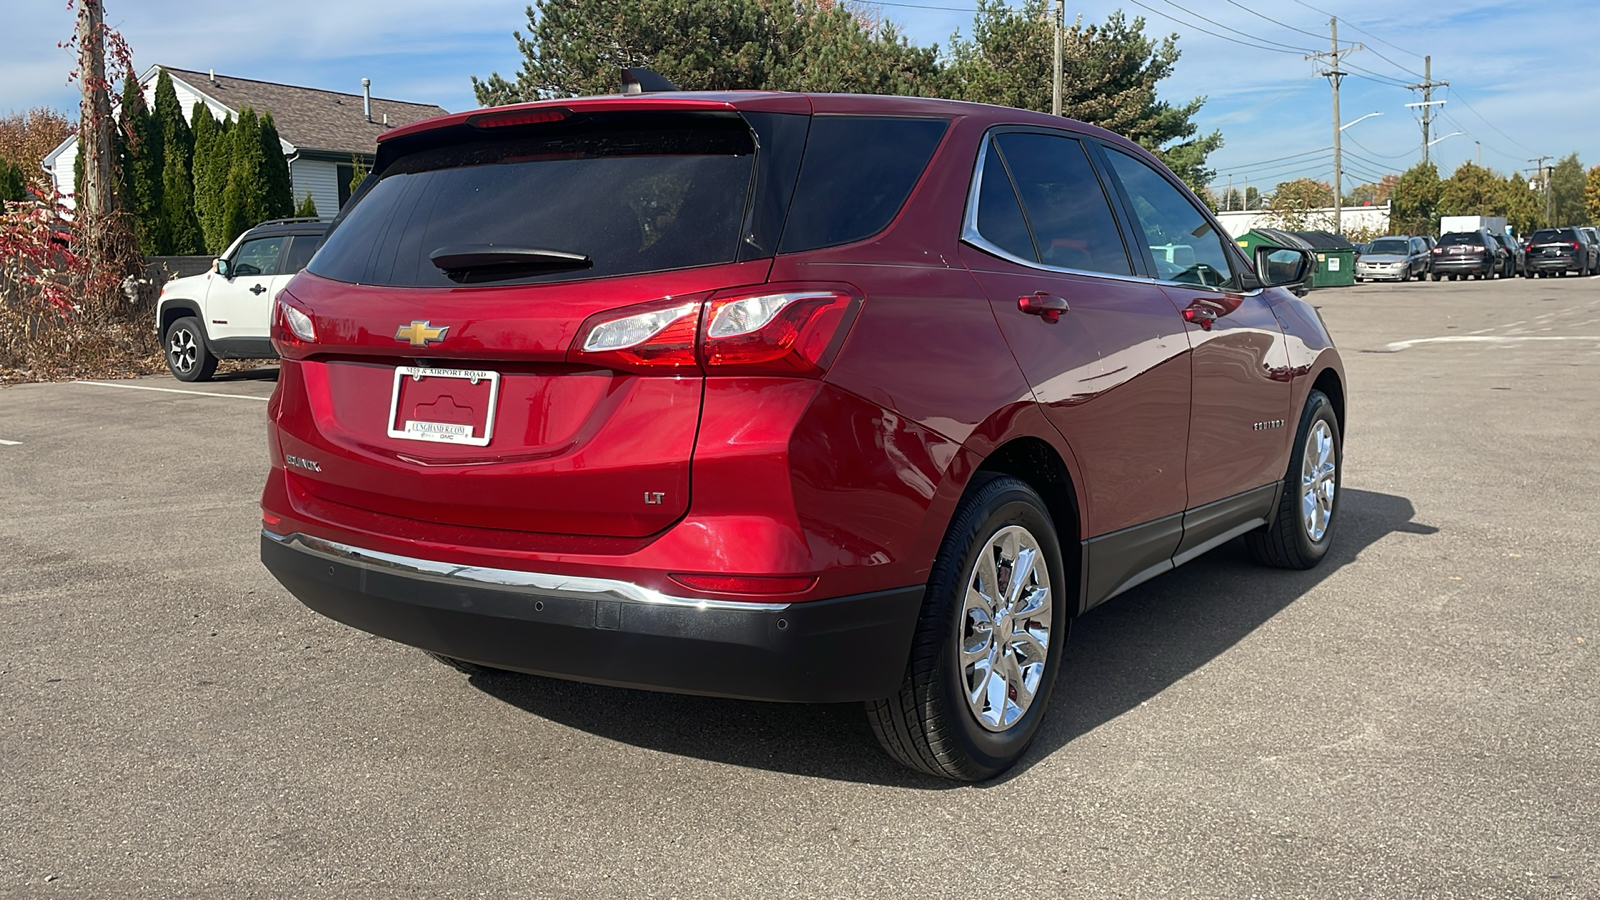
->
[1247, 390, 1341, 570]
[867, 475, 1067, 781]
[164, 316, 217, 382]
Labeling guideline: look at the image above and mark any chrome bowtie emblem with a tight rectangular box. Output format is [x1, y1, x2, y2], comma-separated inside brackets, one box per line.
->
[395, 320, 448, 348]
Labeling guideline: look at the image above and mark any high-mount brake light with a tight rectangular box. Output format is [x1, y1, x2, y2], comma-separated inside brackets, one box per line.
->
[466, 108, 570, 129]
[701, 287, 858, 377]
[570, 299, 702, 372]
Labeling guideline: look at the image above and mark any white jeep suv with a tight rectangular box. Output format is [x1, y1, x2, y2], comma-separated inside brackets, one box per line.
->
[156, 218, 328, 381]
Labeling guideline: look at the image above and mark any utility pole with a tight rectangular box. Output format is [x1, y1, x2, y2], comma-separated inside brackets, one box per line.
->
[1529, 156, 1553, 224]
[1307, 18, 1362, 235]
[1405, 56, 1449, 165]
[76, 0, 114, 221]
[1051, 0, 1063, 116]
[1226, 174, 1233, 211]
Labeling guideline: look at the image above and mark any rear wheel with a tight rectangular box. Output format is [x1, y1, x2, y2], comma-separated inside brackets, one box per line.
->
[164, 316, 217, 382]
[1430, 273, 1441, 282]
[867, 475, 1066, 781]
[1247, 390, 1341, 570]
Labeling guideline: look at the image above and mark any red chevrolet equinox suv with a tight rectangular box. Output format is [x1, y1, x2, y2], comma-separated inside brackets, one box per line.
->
[260, 89, 1344, 781]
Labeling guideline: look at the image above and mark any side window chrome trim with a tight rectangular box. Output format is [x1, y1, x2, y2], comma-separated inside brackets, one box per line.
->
[961, 138, 1258, 295]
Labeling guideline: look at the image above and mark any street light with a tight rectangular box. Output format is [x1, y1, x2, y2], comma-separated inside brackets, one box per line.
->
[1427, 131, 1464, 148]
[1340, 112, 1383, 131]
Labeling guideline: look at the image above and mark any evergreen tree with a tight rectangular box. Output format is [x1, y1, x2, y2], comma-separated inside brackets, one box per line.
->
[221, 107, 269, 247]
[348, 155, 369, 201]
[259, 111, 294, 220]
[192, 105, 235, 254]
[294, 192, 318, 218]
[154, 70, 203, 254]
[0, 158, 27, 202]
[119, 75, 165, 255]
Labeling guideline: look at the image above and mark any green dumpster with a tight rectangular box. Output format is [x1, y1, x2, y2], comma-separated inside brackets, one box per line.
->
[1292, 230, 1357, 288]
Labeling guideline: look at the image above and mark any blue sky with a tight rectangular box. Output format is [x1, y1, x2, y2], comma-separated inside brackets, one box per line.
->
[5, 0, 1597, 192]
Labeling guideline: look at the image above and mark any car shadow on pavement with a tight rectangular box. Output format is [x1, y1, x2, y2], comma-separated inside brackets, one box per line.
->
[211, 366, 279, 382]
[469, 488, 1433, 788]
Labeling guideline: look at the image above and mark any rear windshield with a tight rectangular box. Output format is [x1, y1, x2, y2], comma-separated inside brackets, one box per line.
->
[1531, 228, 1578, 243]
[1437, 232, 1486, 246]
[1367, 239, 1409, 254]
[309, 113, 763, 288]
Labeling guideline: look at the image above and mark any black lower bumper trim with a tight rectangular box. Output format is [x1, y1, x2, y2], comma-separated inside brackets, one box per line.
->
[261, 534, 924, 703]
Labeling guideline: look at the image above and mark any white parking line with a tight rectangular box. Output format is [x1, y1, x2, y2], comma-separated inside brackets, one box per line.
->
[1381, 335, 1600, 352]
[0, 438, 20, 446]
[72, 381, 270, 402]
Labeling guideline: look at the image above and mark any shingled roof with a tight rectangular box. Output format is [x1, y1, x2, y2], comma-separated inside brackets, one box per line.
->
[163, 67, 448, 157]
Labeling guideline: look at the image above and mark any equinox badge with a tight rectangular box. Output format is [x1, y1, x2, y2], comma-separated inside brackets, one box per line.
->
[395, 320, 449, 348]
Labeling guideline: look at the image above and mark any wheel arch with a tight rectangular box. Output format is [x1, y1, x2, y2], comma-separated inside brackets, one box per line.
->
[973, 435, 1084, 616]
[158, 299, 205, 339]
[1310, 366, 1345, 436]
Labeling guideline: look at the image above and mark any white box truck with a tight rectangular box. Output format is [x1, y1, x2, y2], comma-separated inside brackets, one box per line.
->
[1440, 215, 1509, 236]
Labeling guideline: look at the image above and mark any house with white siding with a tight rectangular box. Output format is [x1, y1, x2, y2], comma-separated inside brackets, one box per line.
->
[42, 65, 448, 216]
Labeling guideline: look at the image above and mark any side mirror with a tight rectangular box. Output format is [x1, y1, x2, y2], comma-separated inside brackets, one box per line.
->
[1254, 245, 1313, 292]
[214, 258, 231, 278]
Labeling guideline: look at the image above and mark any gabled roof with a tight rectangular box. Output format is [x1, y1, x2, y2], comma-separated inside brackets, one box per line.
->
[162, 67, 448, 157]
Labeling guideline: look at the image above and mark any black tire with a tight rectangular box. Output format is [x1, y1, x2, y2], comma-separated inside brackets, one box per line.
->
[164, 316, 217, 382]
[1246, 390, 1341, 570]
[1430, 273, 1442, 281]
[866, 474, 1068, 781]
[424, 650, 508, 677]
[1399, 268, 1410, 282]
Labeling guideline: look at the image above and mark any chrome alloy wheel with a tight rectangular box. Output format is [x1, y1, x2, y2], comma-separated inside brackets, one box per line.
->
[1301, 419, 1337, 542]
[168, 326, 198, 375]
[958, 525, 1052, 733]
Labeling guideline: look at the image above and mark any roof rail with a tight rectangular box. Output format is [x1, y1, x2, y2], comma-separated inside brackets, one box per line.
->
[621, 67, 679, 95]
[256, 216, 333, 226]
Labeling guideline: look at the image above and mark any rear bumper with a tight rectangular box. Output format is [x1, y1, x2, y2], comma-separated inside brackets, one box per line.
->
[1527, 256, 1580, 272]
[1428, 257, 1492, 273]
[261, 530, 924, 703]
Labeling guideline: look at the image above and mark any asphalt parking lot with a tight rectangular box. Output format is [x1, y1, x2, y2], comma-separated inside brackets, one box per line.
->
[2, 274, 1598, 897]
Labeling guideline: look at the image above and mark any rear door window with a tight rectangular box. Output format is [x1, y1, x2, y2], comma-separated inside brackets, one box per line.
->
[309, 113, 762, 288]
[283, 234, 323, 272]
[778, 116, 948, 254]
[232, 237, 285, 276]
[1103, 147, 1235, 289]
[987, 132, 1132, 276]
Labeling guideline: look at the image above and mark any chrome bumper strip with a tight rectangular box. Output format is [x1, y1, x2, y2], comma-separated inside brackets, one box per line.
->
[262, 530, 792, 612]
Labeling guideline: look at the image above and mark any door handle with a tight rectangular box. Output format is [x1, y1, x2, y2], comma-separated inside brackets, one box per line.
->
[1018, 292, 1069, 324]
[250, 283, 267, 295]
[1182, 305, 1219, 330]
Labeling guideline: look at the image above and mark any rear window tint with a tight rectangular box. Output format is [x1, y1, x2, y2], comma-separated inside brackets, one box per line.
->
[309, 114, 758, 288]
[778, 116, 948, 254]
[1531, 228, 1578, 242]
[1437, 232, 1485, 246]
[1366, 239, 1409, 254]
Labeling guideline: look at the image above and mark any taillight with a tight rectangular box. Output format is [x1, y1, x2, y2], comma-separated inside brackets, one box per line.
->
[569, 284, 860, 377]
[272, 292, 316, 356]
[701, 286, 858, 377]
[1574, 242, 1583, 251]
[1525, 244, 1533, 253]
[569, 297, 704, 372]
[1432, 247, 1443, 254]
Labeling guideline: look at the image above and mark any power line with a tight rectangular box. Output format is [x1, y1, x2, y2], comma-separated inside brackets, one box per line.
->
[1156, 0, 1318, 54]
[1282, 0, 1426, 60]
[1123, 0, 1311, 56]
[1222, 145, 1334, 171]
[1446, 87, 1540, 156]
[1343, 134, 1415, 160]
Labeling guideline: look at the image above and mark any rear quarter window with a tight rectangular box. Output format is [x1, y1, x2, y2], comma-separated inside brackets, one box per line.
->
[778, 116, 949, 254]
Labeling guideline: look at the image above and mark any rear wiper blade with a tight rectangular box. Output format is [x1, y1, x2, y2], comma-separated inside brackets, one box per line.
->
[429, 245, 592, 272]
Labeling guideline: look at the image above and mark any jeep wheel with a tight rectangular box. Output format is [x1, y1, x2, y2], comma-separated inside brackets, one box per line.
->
[867, 475, 1067, 781]
[164, 316, 217, 382]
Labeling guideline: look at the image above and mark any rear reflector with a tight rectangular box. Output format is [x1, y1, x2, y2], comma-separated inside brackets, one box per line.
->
[669, 573, 818, 596]
[465, 108, 570, 129]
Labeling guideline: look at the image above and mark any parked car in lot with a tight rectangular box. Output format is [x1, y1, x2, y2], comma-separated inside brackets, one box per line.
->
[258, 86, 1344, 781]
[156, 218, 330, 381]
[1524, 227, 1595, 277]
[1430, 229, 1502, 280]
[1490, 231, 1523, 277]
[1581, 227, 1600, 271]
[1355, 235, 1429, 281]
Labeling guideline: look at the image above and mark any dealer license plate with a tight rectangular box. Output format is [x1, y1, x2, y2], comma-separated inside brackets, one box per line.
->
[386, 366, 500, 447]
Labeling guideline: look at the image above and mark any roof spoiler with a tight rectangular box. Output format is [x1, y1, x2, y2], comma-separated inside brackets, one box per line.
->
[621, 67, 679, 95]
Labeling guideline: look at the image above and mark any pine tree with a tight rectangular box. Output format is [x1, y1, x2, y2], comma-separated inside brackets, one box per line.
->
[154, 70, 202, 254]
[294, 192, 318, 218]
[259, 110, 294, 220]
[119, 75, 165, 255]
[0, 158, 27, 202]
[221, 106, 269, 247]
[191, 104, 234, 254]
